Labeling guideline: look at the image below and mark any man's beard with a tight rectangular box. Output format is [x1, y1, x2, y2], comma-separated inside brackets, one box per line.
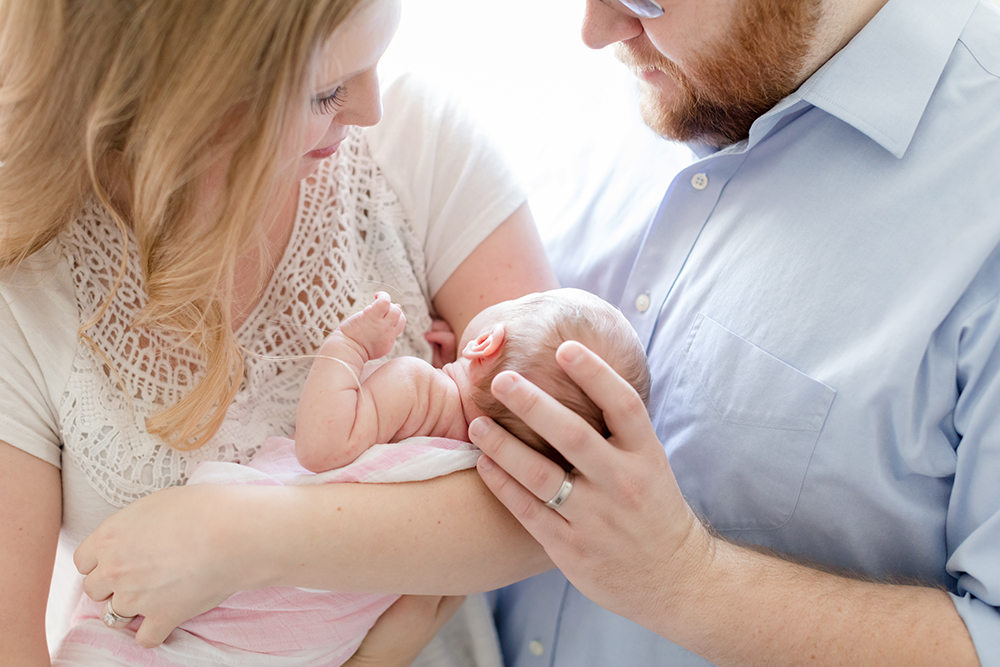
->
[615, 0, 821, 147]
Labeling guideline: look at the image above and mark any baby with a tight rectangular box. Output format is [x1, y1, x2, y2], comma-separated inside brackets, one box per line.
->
[67, 288, 650, 666]
[295, 287, 652, 472]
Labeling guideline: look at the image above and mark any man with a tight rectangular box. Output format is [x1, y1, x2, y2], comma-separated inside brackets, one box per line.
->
[471, 0, 1000, 664]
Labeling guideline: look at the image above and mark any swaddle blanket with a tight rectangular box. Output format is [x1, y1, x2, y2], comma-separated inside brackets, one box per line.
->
[57, 436, 481, 667]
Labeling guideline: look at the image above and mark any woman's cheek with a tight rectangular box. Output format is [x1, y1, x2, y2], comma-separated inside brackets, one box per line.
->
[302, 117, 332, 153]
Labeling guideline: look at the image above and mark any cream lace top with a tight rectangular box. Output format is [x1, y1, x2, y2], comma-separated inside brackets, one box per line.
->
[0, 75, 525, 547]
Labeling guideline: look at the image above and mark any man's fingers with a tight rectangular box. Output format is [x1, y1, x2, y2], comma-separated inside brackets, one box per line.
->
[555, 340, 656, 452]
[476, 451, 570, 541]
[487, 370, 611, 475]
[470, 415, 573, 508]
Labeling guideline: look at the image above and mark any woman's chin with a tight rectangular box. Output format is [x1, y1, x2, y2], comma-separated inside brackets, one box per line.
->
[295, 160, 322, 182]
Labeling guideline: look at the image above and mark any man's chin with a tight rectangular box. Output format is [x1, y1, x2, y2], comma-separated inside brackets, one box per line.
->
[637, 84, 759, 147]
[637, 88, 689, 143]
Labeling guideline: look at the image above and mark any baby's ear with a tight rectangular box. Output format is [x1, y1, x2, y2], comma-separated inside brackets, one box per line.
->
[462, 323, 506, 360]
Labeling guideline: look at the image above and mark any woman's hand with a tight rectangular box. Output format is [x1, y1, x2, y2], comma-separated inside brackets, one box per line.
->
[74, 483, 260, 648]
[469, 340, 715, 631]
[345, 595, 465, 667]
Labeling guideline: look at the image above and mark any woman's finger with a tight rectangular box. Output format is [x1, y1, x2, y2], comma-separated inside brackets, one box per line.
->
[345, 595, 467, 667]
[134, 617, 179, 649]
[101, 597, 138, 630]
[80, 569, 113, 606]
[73, 536, 97, 575]
[434, 594, 466, 620]
[555, 340, 658, 452]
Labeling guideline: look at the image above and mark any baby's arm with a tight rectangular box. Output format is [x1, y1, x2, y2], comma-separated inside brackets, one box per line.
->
[295, 292, 408, 472]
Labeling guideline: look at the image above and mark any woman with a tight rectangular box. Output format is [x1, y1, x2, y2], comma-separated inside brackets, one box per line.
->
[0, 0, 555, 664]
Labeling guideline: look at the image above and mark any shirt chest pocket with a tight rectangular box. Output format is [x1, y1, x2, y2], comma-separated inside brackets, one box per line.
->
[665, 314, 836, 532]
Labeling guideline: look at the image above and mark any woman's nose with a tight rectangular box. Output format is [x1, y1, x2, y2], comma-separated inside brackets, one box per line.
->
[337, 68, 382, 128]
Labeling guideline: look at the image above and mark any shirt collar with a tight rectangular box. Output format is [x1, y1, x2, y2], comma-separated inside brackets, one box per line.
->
[790, 0, 981, 158]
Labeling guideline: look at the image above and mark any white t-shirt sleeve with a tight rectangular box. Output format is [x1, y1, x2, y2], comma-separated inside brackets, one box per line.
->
[365, 74, 527, 298]
[0, 245, 78, 468]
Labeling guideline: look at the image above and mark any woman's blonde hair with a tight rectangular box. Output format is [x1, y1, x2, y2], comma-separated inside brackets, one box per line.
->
[0, 0, 365, 449]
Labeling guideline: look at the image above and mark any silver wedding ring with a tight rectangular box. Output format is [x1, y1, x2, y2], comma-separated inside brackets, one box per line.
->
[544, 471, 575, 510]
[103, 597, 137, 627]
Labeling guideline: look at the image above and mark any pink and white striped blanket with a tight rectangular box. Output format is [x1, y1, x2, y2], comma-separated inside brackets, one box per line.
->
[55, 436, 481, 667]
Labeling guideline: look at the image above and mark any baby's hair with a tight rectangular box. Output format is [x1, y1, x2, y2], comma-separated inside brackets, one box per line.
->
[470, 289, 650, 469]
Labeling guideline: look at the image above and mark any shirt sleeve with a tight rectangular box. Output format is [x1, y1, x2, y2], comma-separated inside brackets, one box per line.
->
[946, 265, 1000, 666]
[0, 245, 78, 469]
[364, 73, 527, 298]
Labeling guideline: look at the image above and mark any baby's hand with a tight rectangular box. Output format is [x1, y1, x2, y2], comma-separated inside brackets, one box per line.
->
[337, 292, 406, 362]
[425, 319, 457, 367]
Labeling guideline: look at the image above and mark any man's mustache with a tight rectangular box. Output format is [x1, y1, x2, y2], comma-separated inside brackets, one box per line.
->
[613, 42, 685, 82]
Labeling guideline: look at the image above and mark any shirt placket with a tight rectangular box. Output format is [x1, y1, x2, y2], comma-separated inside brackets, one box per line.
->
[621, 150, 749, 349]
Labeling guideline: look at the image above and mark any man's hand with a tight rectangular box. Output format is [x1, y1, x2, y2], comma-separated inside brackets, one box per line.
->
[471, 340, 984, 667]
[470, 339, 714, 631]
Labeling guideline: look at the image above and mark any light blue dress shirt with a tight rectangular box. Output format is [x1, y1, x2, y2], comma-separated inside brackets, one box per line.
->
[495, 0, 1000, 664]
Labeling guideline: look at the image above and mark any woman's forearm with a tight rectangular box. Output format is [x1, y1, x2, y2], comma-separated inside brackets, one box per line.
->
[76, 469, 548, 648]
[248, 469, 552, 594]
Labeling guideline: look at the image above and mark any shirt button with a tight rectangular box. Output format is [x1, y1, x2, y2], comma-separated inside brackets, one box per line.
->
[691, 172, 709, 190]
[635, 293, 651, 312]
[528, 640, 545, 656]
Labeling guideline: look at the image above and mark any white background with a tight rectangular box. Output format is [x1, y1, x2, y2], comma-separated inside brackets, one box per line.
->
[381, 0, 646, 182]
[379, 0, 692, 241]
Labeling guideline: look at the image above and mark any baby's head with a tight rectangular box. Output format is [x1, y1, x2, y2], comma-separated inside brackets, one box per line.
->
[459, 288, 650, 468]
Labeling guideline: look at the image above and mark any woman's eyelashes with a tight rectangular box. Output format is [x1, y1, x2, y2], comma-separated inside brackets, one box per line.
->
[312, 86, 347, 115]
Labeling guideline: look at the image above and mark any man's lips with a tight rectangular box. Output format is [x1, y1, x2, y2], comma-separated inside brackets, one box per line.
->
[632, 65, 666, 82]
[623, 56, 673, 82]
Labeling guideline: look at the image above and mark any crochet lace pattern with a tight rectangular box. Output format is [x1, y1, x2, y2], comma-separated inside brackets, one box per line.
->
[59, 127, 435, 507]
